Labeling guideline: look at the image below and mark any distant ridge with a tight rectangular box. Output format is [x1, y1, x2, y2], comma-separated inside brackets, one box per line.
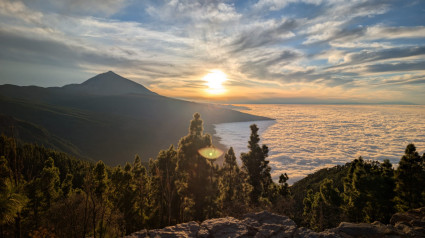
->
[62, 71, 158, 96]
[0, 71, 272, 165]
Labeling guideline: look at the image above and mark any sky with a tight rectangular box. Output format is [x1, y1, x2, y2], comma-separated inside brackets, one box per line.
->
[0, 0, 425, 104]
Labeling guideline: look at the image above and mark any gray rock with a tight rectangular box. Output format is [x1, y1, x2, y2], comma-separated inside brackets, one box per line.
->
[148, 221, 200, 238]
[198, 217, 252, 238]
[125, 229, 148, 238]
[125, 208, 425, 238]
[391, 207, 425, 237]
[242, 211, 297, 238]
[294, 227, 320, 238]
[243, 211, 297, 228]
[327, 221, 402, 238]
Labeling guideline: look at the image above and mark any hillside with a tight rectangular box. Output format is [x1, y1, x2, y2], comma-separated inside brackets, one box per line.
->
[289, 164, 351, 225]
[0, 71, 271, 165]
[0, 114, 85, 158]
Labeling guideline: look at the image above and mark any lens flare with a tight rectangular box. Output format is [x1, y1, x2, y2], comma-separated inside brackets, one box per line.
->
[198, 147, 223, 160]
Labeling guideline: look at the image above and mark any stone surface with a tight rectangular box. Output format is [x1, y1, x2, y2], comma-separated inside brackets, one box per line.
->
[126, 208, 425, 238]
[390, 207, 425, 238]
[327, 221, 401, 238]
[198, 217, 251, 238]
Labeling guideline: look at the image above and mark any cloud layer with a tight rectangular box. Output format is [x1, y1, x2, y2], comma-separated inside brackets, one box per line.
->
[0, 0, 424, 103]
[214, 104, 425, 184]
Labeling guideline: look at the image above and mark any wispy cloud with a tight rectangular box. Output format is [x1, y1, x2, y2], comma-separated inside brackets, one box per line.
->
[0, 0, 424, 103]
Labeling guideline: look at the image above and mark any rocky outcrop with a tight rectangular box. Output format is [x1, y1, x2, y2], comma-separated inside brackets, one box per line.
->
[391, 207, 425, 237]
[126, 208, 425, 238]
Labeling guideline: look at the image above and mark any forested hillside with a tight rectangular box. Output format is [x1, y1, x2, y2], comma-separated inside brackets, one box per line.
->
[1, 113, 424, 237]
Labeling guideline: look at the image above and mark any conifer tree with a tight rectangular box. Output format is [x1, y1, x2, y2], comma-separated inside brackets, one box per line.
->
[39, 157, 60, 210]
[342, 157, 396, 223]
[176, 113, 215, 222]
[110, 163, 137, 233]
[303, 179, 341, 231]
[0, 156, 27, 226]
[91, 161, 110, 238]
[241, 124, 272, 205]
[61, 173, 74, 199]
[218, 147, 251, 216]
[150, 145, 178, 226]
[278, 173, 290, 197]
[132, 155, 149, 228]
[395, 144, 425, 211]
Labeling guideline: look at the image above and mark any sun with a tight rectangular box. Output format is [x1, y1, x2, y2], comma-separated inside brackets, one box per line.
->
[202, 69, 228, 95]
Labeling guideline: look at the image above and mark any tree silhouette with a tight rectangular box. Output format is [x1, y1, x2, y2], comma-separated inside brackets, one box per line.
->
[241, 124, 272, 205]
[218, 147, 251, 216]
[175, 113, 215, 222]
[395, 144, 425, 211]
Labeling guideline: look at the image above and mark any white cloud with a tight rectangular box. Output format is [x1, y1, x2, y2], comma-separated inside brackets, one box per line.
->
[22, 0, 129, 16]
[215, 104, 425, 184]
[253, 0, 323, 11]
[366, 25, 425, 40]
[0, 0, 424, 103]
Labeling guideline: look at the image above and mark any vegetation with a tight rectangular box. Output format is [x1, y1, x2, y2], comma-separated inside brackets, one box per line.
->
[0, 113, 424, 237]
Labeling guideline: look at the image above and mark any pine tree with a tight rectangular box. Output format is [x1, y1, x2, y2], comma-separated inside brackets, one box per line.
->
[110, 163, 137, 234]
[0, 156, 27, 226]
[91, 161, 110, 238]
[395, 144, 425, 211]
[241, 124, 272, 205]
[60, 173, 74, 199]
[218, 147, 251, 216]
[303, 179, 341, 231]
[342, 157, 396, 223]
[175, 113, 215, 222]
[39, 157, 60, 210]
[131, 155, 149, 228]
[150, 145, 178, 226]
[278, 173, 290, 197]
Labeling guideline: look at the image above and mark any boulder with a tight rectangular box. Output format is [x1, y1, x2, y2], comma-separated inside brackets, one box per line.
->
[198, 217, 252, 238]
[126, 221, 200, 238]
[243, 211, 297, 237]
[391, 207, 425, 237]
[326, 221, 401, 238]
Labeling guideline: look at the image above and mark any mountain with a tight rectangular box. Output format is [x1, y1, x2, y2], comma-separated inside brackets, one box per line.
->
[0, 71, 271, 165]
[62, 71, 157, 96]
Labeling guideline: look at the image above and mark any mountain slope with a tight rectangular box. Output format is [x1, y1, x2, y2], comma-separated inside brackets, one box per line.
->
[62, 71, 158, 96]
[0, 114, 85, 158]
[0, 72, 271, 165]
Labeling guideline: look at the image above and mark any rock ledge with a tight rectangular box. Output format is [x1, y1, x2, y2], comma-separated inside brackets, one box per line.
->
[126, 208, 425, 238]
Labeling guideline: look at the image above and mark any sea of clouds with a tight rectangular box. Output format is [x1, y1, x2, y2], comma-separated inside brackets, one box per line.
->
[214, 105, 425, 184]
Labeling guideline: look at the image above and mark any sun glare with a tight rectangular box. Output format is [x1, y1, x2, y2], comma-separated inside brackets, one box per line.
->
[202, 69, 228, 94]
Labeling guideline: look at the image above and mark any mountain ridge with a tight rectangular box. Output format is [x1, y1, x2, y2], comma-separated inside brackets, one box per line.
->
[61, 71, 158, 96]
[0, 71, 272, 165]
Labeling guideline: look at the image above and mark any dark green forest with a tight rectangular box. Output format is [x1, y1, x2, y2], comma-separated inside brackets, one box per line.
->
[1, 113, 425, 237]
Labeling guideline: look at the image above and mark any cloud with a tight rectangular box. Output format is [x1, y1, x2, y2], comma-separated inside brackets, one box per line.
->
[342, 46, 425, 66]
[0, 0, 43, 25]
[367, 61, 425, 72]
[22, 0, 129, 16]
[215, 104, 425, 183]
[366, 26, 425, 40]
[228, 19, 298, 53]
[253, 0, 323, 11]
[0, 0, 424, 103]
[146, 0, 241, 23]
